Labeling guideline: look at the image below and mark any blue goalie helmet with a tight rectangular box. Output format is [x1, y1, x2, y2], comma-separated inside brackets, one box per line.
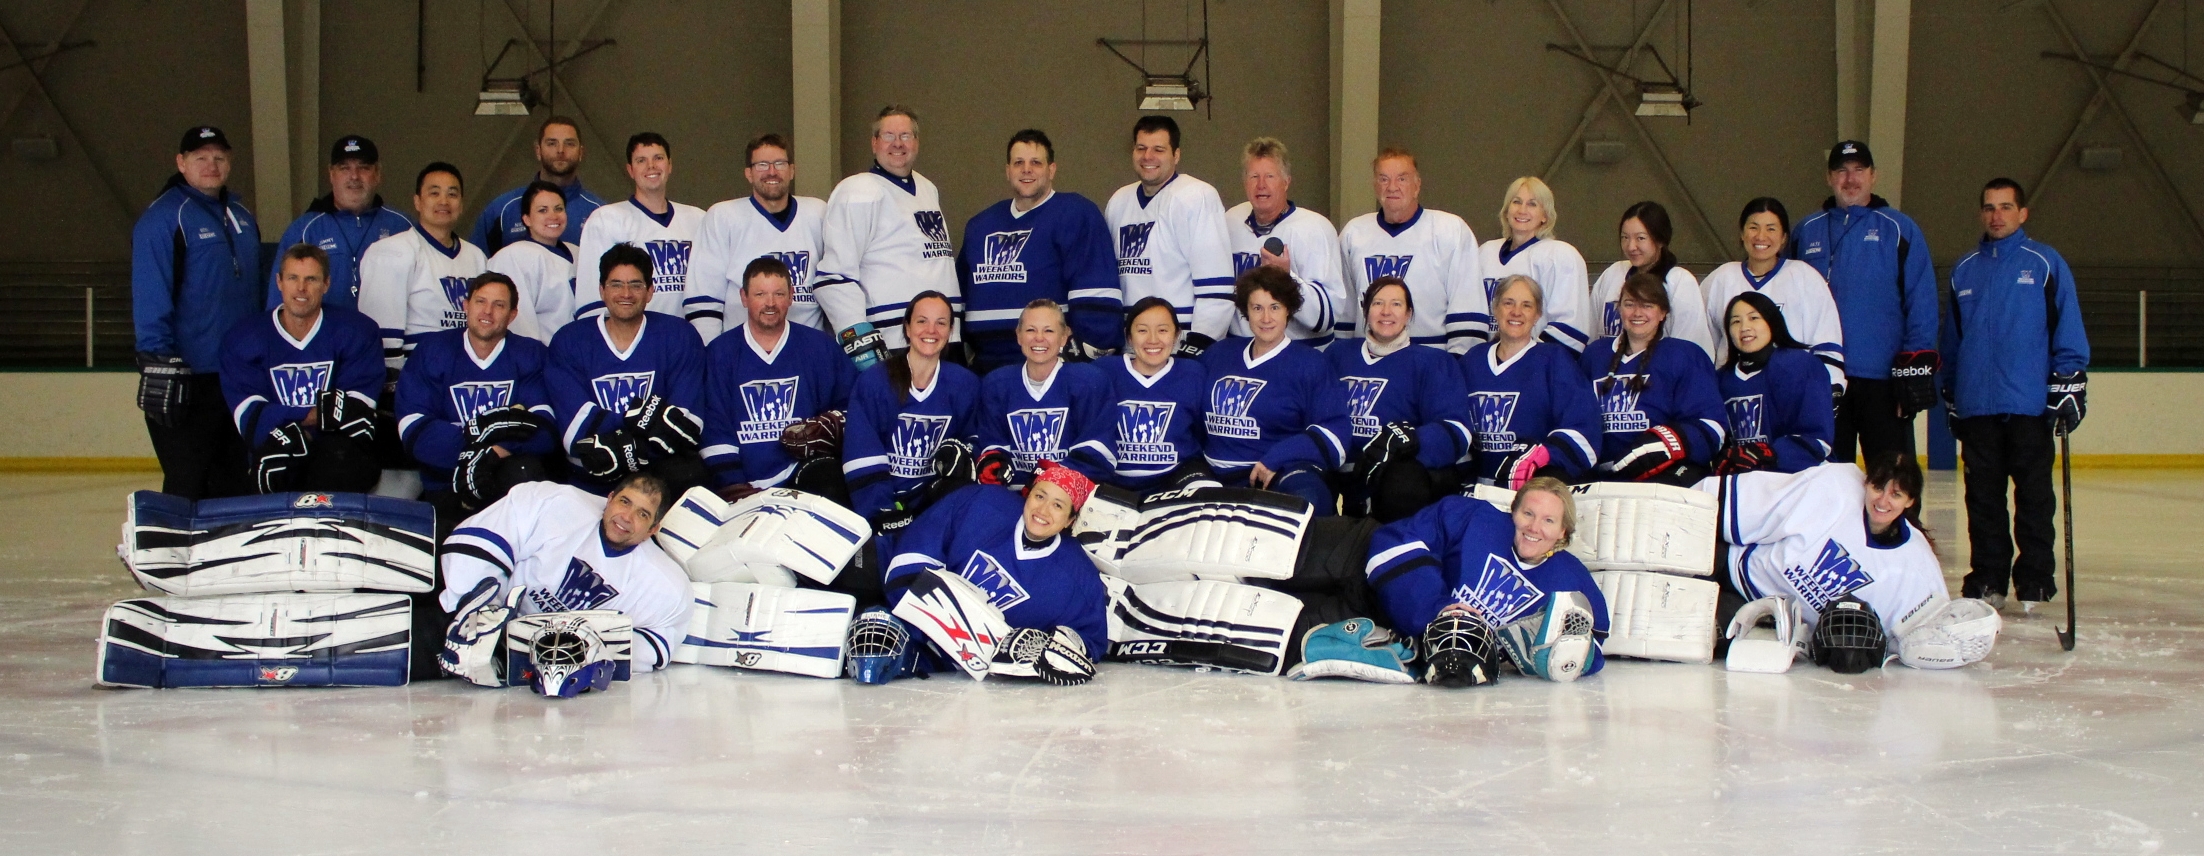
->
[528, 615, 617, 698]
[845, 607, 924, 685]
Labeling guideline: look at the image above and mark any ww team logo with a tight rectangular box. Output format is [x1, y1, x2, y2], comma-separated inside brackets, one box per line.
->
[449, 381, 514, 422]
[1007, 407, 1069, 470]
[1602, 301, 1623, 338]
[913, 211, 954, 259]
[1363, 255, 1413, 282]
[1468, 391, 1520, 453]
[972, 230, 1033, 284]
[534, 557, 621, 613]
[1115, 401, 1178, 466]
[959, 550, 1030, 611]
[591, 372, 653, 413]
[1206, 376, 1267, 440]
[1233, 252, 1261, 276]
[1343, 376, 1388, 439]
[1599, 378, 1649, 433]
[738, 378, 801, 445]
[644, 240, 692, 292]
[269, 362, 334, 408]
[1782, 539, 1873, 612]
[889, 414, 953, 478]
[767, 251, 814, 302]
[1725, 395, 1766, 442]
[1117, 223, 1155, 275]
[1449, 554, 1545, 624]
[439, 275, 472, 310]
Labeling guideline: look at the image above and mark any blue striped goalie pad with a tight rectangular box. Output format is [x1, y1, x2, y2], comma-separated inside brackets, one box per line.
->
[1112, 487, 1312, 584]
[97, 592, 412, 688]
[673, 582, 855, 678]
[122, 491, 436, 596]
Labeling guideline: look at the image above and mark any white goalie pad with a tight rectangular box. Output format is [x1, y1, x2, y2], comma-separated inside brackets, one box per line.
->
[892, 569, 1011, 681]
[674, 582, 856, 678]
[658, 487, 869, 586]
[1898, 598, 2001, 670]
[1105, 578, 1304, 676]
[653, 487, 732, 568]
[1593, 571, 1719, 664]
[1467, 483, 1516, 511]
[1566, 483, 1717, 575]
[1071, 485, 1142, 576]
[120, 491, 437, 596]
[1725, 596, 1807, 674]
[1111, 488, 1312, 584]
[505, 610, 633, 686]
[98, 592, 413, 688]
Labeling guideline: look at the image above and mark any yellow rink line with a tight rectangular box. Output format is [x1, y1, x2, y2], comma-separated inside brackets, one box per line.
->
[6, 455, 2204, 474]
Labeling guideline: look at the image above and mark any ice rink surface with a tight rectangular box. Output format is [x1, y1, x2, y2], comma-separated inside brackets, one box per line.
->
[1, 471, 2199, 855]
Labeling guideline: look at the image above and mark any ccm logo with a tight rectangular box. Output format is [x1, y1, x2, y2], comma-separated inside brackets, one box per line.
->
[1114, 641, 1170, 656]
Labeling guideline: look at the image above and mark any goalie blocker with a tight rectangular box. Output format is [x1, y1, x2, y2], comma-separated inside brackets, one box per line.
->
[121, 490, 437, 597]
[99, 593, 413, 688]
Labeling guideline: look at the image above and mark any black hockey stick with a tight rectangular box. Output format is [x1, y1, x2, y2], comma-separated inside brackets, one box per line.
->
[2056, 425, 2076, 652]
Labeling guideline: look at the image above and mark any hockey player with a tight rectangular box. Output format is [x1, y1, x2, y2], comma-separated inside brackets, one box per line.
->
[1943, 178, 2090, 609]
[977, 300, 1113, 486]
[815, 106, 962, 357]
[220, 244, 386, 494]
[1199, 267, 1352, 513]
[701, 256, 856, 492]
[471, 116, 605, 256]
[396, 272, 556, 521]
[265, 135, 411, 312]
[1225, 137, 1344, 349]
[1105, 115, 1236, 354]
[1791, 142, 1941, 465]
[575, 133, 704, 324]
[1337, 147, 1483, 351]
[357, 161, 488, 372]
[842, 291, 981, 529]
[1701, 197, 1846, 393]
[958, 129, 1119, 373]
[1589, 201, 1713, 358]
[1095, 297, 1211, 495]
[1715, 292, 1835, 474]
[132, 124, 261, 498]
[688, 133, 828, 342]
[1457, 275, 1600, 488]
[1476, 177, 1593, 353]
[1580, 272, 1725, 484]
[547, 243, 708, 494]
[1331, 277, 1475, 520]
[440, 473, 690, 678]
[484, 181, 578, 343]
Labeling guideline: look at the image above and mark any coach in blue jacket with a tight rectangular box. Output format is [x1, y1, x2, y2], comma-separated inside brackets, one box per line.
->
[264, 135, 411, 312]
[131, 125, 262, 499]
[1941, 177, 2090, 609]
[1791, 141, 1940, 467]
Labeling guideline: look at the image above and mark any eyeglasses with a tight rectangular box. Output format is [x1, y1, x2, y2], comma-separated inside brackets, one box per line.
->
[875, 131, 915, 143]
[749, 160, 791, 170]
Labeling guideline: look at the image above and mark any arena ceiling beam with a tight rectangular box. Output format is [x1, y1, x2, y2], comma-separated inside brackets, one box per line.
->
[0, 2, 136, 225]
[2033, 0, 2204, 254]
[477, 0, 623, 194]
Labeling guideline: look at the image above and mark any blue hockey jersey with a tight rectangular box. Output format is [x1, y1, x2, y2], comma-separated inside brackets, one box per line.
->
[1197, 338, 1352, 478]
[1364, 495, 1609, 673]
[1095, 355, 1209, 491]
[132, 176, 261, 372]
[1456, 341, 1600, 484]
[1328, 340, 1476, 469]
[1579, 337, 1726, 468]
[1941, 228, 2091, 419]
[266, 195, 412, 311]
[1789, 197, 1938, 379]
[470, 178, 606, 257]
[842, 359, 982, 519]
[700, 322, 856, 488]
[978, 360, 1114, 484]
[546, 313, 707, 460]
[881, 484, 1111, 658]
[1719, 348, 1835, 472]
[395, 328, 556, 487]
[958, 192, 1120, 371]
[219, 307, 385, 441]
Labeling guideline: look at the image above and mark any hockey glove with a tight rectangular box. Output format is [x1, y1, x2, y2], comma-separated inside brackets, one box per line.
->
[1358, 422, 1420, 480]
[932, 437, 977, 484]
[1494, 443, 1552, 491]
[625, 395, 702, 458]
[1890, 350, 1940, 418]
[871, 503, 919, 536]
[1173, 332, 1215, 360]
[991, 626, 1096, 686]
[1830, 383, 1846, 425]
[975, 448, 1014, 486]
[780, 410, 845, 461]
[252, 423, 313, 494]
[440, 577, 516, 687]
[839, 322, 889, 372]
[465, 404, 548, 448]
[1713, 440, 1777, 476]
[317, 389, 378, 444]
[1610, 425, 1690, 482]
[453, 446, 500, 507]
[574, 429, 647, 480]
[2047, 371, 2087, 434]
[1059, 331, 1104, 363]
[135, 352, 191, 428]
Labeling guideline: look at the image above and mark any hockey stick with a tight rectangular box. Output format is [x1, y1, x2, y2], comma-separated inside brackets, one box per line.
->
[2056, 425, 2076, 652]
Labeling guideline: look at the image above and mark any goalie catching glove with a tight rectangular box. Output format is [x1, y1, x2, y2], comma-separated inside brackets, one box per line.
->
[1286, 618, 1418, 684]
[440, 577, 517, 687]
[990, 626, 1096, 686]
[623, 394, 702, 459]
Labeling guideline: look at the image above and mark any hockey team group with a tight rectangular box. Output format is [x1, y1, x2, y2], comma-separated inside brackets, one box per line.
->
[106, 107, 2086, 694]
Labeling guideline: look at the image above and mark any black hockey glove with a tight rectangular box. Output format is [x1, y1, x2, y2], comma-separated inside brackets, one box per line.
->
[1059, 331, 1104, 363]
[318, 389, 377, 444]
[1173, 332, 1215, 360]
[871, 503, 919, 536]
[839, 322, 889, 372]
[992, 626, 1096, 686]
[931, 438, 977, 485]
[1610, 425, 1690, 482]
[2047, 371, 2087, 434]
[465, 404, 549, 448]
[574, 429, 647, 481]
[780, 410, 846, 461]
[252, 423, 313, 494]
[1714, 440, 1777, 476]
[1890, 350, 1940, 419]
[453, 446, 500, 507]
[136, 352, 191, 428]
[975, 448, 1014, 487]
[624, 395, 702, 458]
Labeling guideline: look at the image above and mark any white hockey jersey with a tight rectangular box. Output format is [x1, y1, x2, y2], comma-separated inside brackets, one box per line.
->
[357, 225, 488, 370]
[440, 481, 692, 672]
[814, 167, 960, 349]
[1225, 202, 1345, 348]
[1700, 258, 1847, 389]
[688, 194, 827, 342]
[1589, 261, 1716, 359]
[575, 197, 706, 323]
[1105, 174, 1237, 341]
[1337, 207, 1484, 351]
[1475, 237, 1593, 354]
[1701, 463, 1949, 648]
[485, 238, 578, 345]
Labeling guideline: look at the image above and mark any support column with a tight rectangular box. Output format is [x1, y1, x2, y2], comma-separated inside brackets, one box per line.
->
[791, 0, 840, 180]
[288, 0, 321, 215]
[1867, 0, 1910, 207]
[245, 0, 292, 232]
[1834, 0, 1869, 141]
[1329, 0, 1380, 223]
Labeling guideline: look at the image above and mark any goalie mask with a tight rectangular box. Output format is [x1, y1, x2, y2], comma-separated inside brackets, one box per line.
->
[1811, 595, 1888, 675]
[1422, 606, 1502, 688]
[528, 614, 618, 698]
[845, 607, 924, 685]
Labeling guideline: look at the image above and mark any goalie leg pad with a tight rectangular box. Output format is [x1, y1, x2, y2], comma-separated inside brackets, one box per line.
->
[98, 593, 413, 688]
[1113, 488, 1313, 584]
[505, 610, 633, 688]
[704, 489, 869, 585]
[891, 569, 1011, 681]
[1105, 579, 1303, 676]
[1564, 482, 1718, 576]
[1070, 484, 1141, 577]
[654, 487, 734, 569]
[1593, 571, 1719, 664]
[677, 582, 855, 678]
[122, 490, 437, 596]
[1498, 591, 1598, 682]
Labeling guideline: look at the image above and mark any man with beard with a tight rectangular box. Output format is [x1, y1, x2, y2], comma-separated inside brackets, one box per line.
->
[471, 116, 606, 256]
[688, 133, 827, 342]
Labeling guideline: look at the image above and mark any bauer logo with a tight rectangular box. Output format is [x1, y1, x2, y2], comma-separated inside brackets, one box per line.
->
[1115, 401, 1178, 466]
[1117, 223, 1155, 275]
[738, 378, 800, 445]
[269, 361, 334, 408]
[972, 230, 1033, 284]
[591, 372, 654, 413]
[449, 381, 514, 423]
[292, 493, 334, 509]
[1784, 539, 1872, 612]
[1343, 376, 1388, 439]
[960, 550, 1031, 611]
[766, 251, 813, 293]
[1454, 554, 1544, 624]
[1007, 407, 1070, 469]
[1363, 255, 1413, 282]
[539, 557, 621, 612]
[256, 666, 300, 683]
[1726, 395, 1766, 442]
[1600, 379, 1649, 433]
[1206, 376, 1267, 440]
[913, 212, 954, 259]
[888, 414, 953, 478]
[439, 275, 471, 310]
[1468, 392, 1520, 451]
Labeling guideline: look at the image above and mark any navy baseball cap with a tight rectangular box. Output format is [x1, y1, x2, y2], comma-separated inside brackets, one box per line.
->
[1828, 140, 1873, 170]
[179, 125, 231, 154]
[330, 135, 379, 165]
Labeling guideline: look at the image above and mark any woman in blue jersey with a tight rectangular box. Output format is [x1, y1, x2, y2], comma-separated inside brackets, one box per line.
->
[1096, 296, 1212, 496]
[1580, 271, 1726, 484]
[1199, 266, 1352, 513]
[841, 290, 981, 533]
[1458, 274, 1600, 489]
[1333, 276, 1474, 521]
[1714, 292, 1836, 474]
[976, 299, 1112, 487]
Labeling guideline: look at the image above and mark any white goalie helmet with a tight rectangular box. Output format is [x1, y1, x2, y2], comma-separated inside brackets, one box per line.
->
[1898, 598, 2002, 669]
[527, 614, 618, 698]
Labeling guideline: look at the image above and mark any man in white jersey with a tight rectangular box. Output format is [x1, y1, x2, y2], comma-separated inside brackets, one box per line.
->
[575, 132, 705, 324]
[1105, 115, 1236, 355]
[688, 133, 827, 343]
[814, 105, 962, 358]
[1336, 147, 1484, 352]
[1225, 137, 1344, 349]
[358, 161, 488, 372]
